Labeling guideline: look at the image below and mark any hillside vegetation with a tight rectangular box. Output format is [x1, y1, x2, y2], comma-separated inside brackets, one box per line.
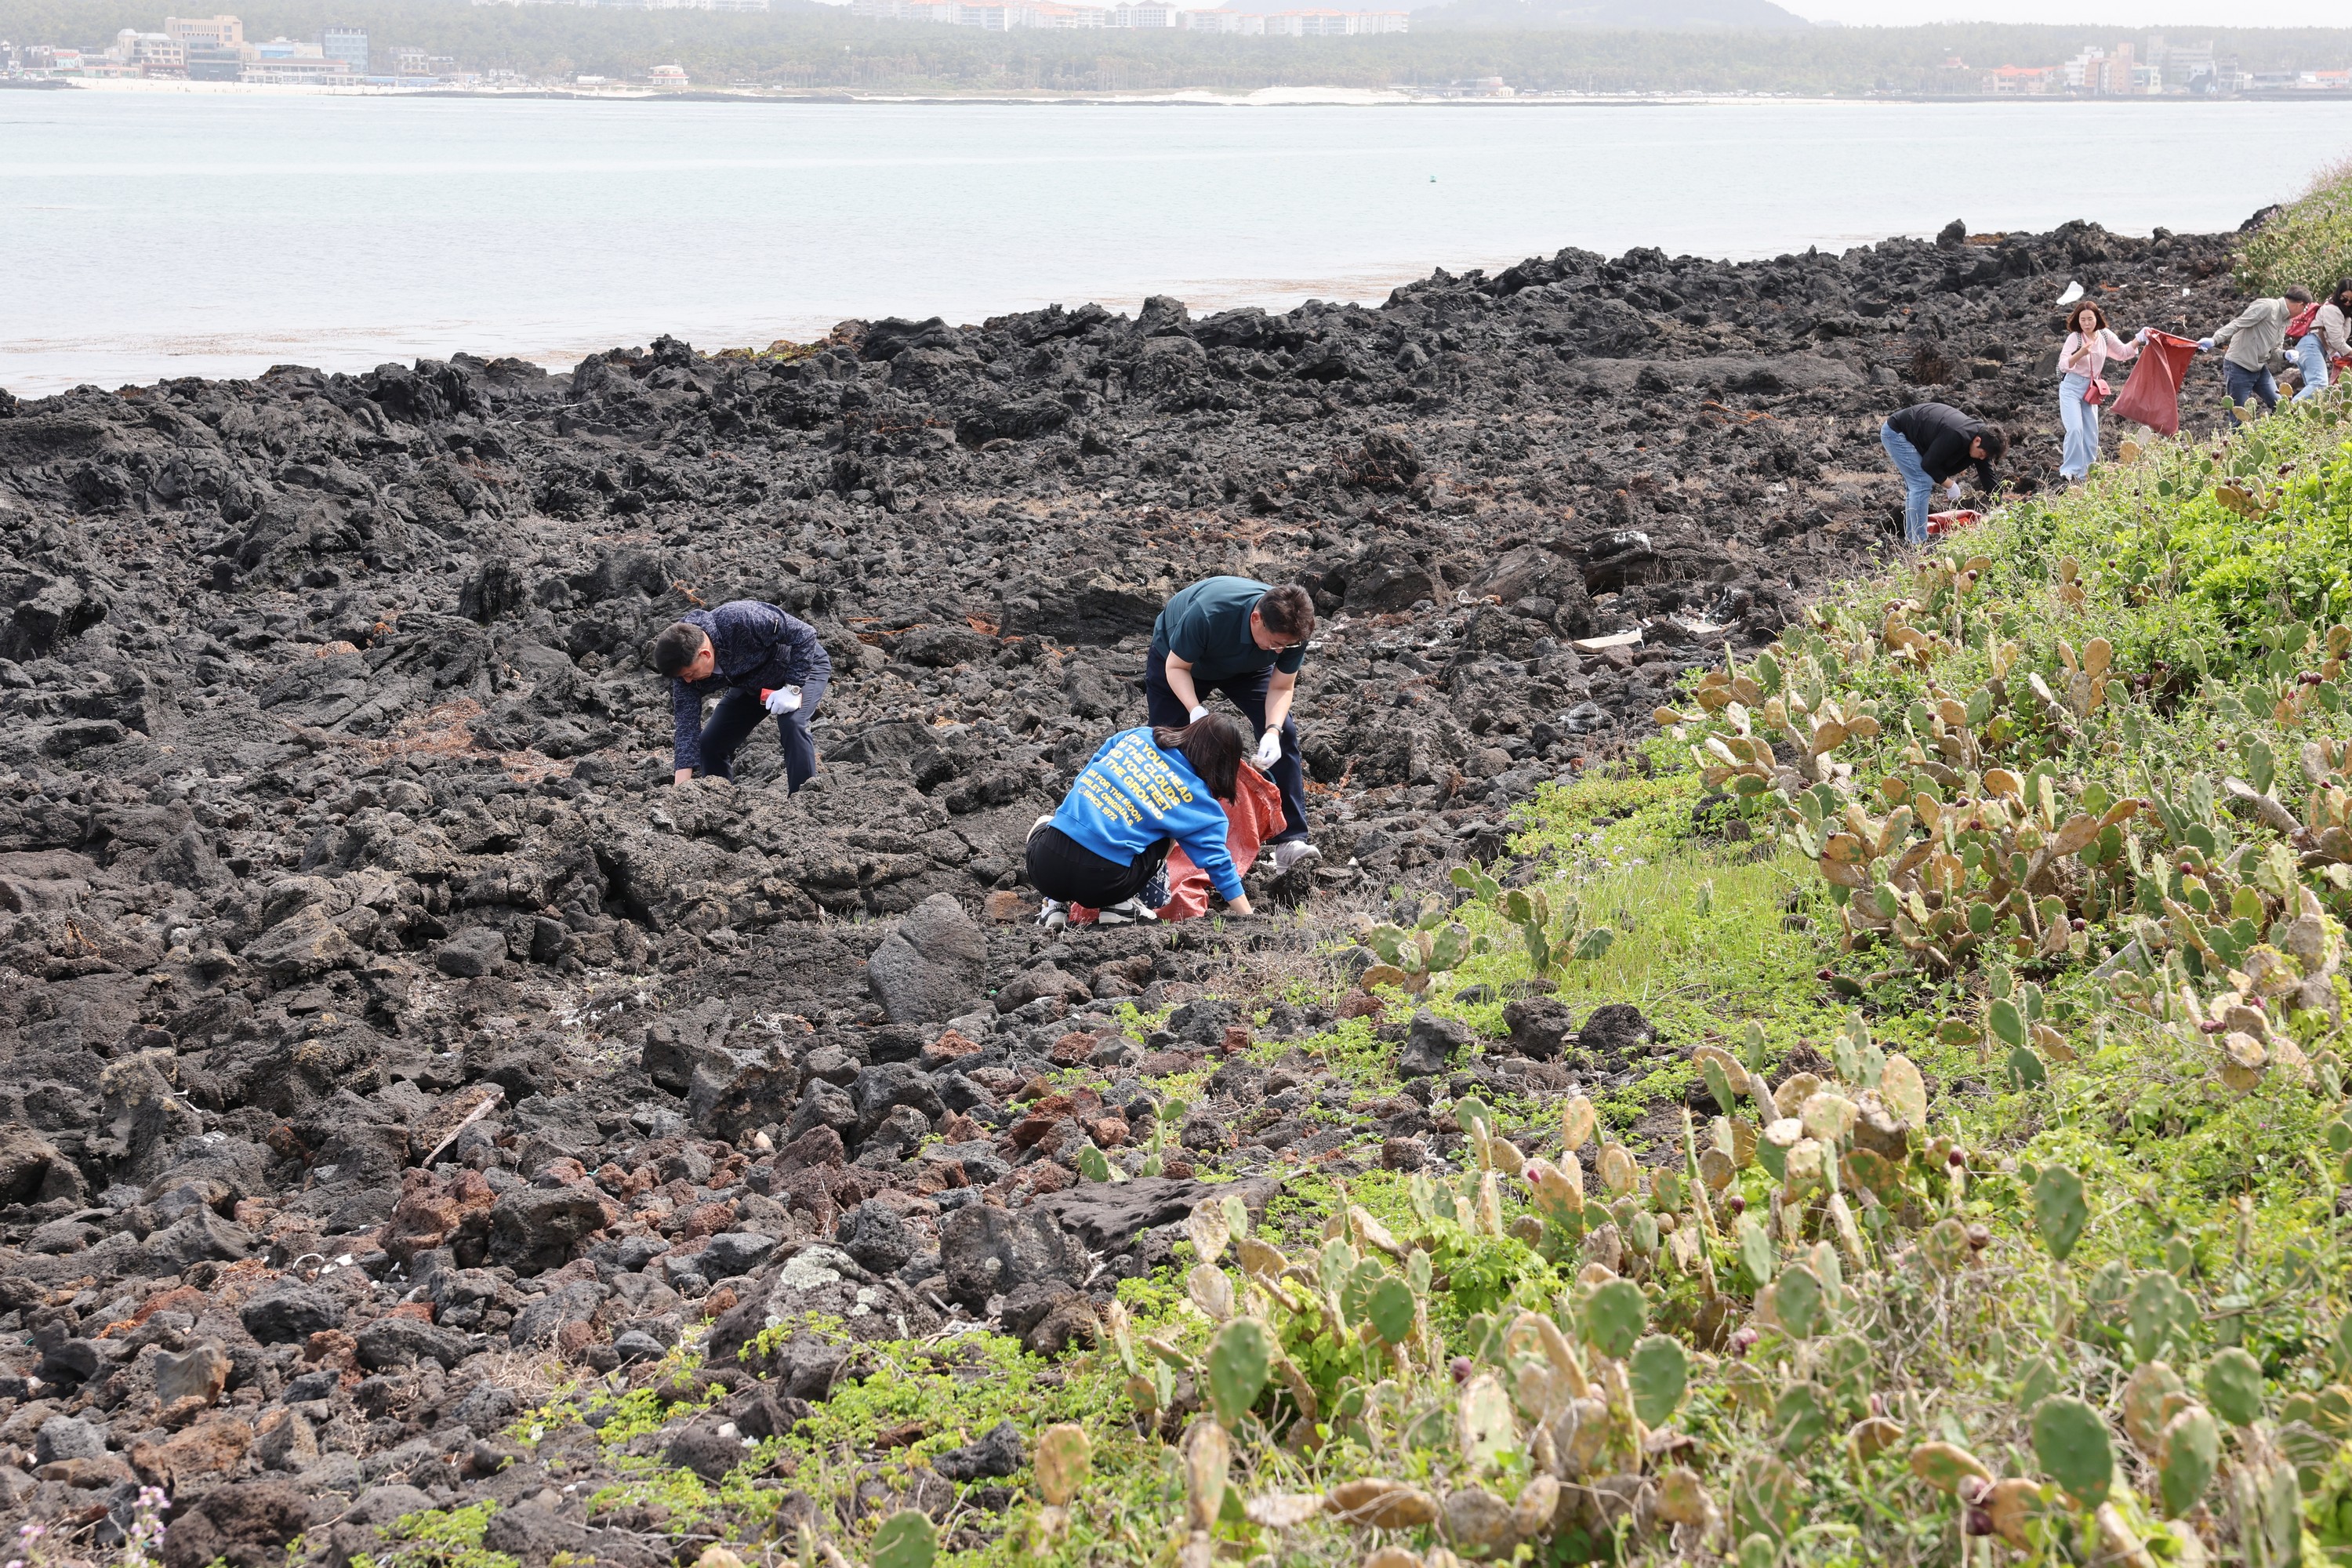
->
[2243, 160, 2352, 300]
[341, 401, 2352, 1568]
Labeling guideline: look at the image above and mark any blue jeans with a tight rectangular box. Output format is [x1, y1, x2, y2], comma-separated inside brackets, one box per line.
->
[1144, 650, 1308, 844]
[1879, 421, 1933, 545]
[690, 675, 827, 790]
[2058, 372, 2100, 479]
[2224, 361, 2278, 411]
[2292, 334, 2330, 402]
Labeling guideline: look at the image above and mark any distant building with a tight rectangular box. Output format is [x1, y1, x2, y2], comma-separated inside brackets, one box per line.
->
[113, 29, 187, 73]
[569, 0, 768, 9]
[391, 45, 429, 74]
[849, 0, 1399, 34]
[1262, 9, 1400, 34]
[165, 16, 249, 77]
[2146, 35, 2214, 89]
[2102, 43, 2138, 94]
[648, 62, 688, 86]
[322, 26, 368, 73]
[1982, 65, 2053, 94]
[243, 53, 354, 82]
[164, 15, 241, 48]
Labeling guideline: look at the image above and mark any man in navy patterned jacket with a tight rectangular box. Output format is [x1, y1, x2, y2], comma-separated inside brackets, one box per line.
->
[651, 601, 833, 792]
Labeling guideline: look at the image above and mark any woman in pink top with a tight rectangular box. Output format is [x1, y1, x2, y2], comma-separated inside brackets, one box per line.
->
[2056, 301, 2145, 483]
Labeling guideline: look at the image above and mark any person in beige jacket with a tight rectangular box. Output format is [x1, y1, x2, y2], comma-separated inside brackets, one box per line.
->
[2200, 286, 2314, 411]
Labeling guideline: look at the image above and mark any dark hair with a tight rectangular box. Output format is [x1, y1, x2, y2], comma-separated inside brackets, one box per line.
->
[1256, 585, 1316, 644]
[1977, 423, 2010, 461]
[2336, 278, 2352, 307]
[651, 622, 709, 677]
[1153, 714, 1246, 802]
[2062, 301, 2108, 336]
[2285, 285, 2315, 305]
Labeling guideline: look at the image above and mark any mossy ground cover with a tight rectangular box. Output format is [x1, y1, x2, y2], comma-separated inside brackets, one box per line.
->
[371, 398, 2352, 1568]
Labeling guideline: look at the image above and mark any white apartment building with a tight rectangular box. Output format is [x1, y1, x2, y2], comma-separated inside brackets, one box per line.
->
[1259, 9, 1404, 34]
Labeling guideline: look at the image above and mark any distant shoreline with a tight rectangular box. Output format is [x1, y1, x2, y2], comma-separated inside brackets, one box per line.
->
[12, 74, 2352, 107]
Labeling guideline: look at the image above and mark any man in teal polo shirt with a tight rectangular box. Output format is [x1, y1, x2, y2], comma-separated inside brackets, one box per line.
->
[1145, 575, 1319, 877]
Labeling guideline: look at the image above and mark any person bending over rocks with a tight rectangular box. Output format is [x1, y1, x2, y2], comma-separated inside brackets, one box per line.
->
[2198, 286, 2312, 412]
[1878, 402, 2007, 546]
[652, 600, 833, 792]
[1146, 576, 1319, 877]
[1029, 716, 1255, 930]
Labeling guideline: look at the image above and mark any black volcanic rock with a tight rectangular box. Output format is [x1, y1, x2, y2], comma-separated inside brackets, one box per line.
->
[0, 216, 2259, 1530]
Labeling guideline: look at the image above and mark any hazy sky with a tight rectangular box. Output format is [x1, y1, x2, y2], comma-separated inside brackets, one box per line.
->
[1788, 0, 2345, 22]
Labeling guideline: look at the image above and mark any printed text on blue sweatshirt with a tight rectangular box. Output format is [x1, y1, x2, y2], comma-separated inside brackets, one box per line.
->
[1050, 729, 1244, 902]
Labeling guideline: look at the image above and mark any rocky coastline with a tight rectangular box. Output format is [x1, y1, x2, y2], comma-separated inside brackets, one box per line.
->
[0, 213, 2262, 1560]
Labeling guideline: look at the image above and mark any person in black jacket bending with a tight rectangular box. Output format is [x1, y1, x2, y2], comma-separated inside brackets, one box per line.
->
[652, 601, 833, 791]
[1879, 402, 2008, 545]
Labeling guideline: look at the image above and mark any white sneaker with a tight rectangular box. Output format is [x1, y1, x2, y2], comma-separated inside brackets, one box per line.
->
[1028, 813, 1054, 843]
[1269, 840, 1321, 877]
[1096, 898, 1157, 927]
[1037, 898, 1069, 930]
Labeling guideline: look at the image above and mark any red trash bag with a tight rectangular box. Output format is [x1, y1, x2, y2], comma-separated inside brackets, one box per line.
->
[2111, 330, 2199, 437]
[1069, 763, 1283, 925]
[1926, 510, 1979, 538]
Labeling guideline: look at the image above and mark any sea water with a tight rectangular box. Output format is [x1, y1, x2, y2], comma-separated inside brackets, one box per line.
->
[5, 90, 2350, 393]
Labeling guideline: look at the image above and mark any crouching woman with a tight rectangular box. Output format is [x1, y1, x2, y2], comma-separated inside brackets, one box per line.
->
[1028, 716, 1256, 929]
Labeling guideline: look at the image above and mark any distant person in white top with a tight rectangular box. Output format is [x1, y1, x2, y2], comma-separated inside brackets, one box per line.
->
[2055, 301, 2144, 483]
[2290, 278, 2351, 403]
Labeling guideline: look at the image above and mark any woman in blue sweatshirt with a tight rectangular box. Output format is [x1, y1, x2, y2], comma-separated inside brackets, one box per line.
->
[1028, 716, 1256, 928]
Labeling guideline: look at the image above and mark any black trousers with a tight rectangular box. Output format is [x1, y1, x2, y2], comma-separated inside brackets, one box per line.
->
[689, 675, 828, 792]
[1144, 650, 1308, 843]
[1027, 826, 1171, 908]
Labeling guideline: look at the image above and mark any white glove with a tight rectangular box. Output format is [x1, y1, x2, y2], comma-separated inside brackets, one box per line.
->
[1254, 729, 1283, 768]
[1944, 481, 1962, 502]
[764, 686, 802, 716]
[1185, 705, 1208, 723]
[2198, 338, 2215, 353]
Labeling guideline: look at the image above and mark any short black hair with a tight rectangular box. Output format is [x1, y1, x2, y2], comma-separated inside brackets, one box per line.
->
[1256, 584, 1316, 644]
[1978, 423, 2010, 461]
[651, 622, 709, 677]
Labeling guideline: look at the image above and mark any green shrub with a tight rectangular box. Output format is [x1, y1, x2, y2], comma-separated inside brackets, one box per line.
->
[2240, 155, 2352, 297]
